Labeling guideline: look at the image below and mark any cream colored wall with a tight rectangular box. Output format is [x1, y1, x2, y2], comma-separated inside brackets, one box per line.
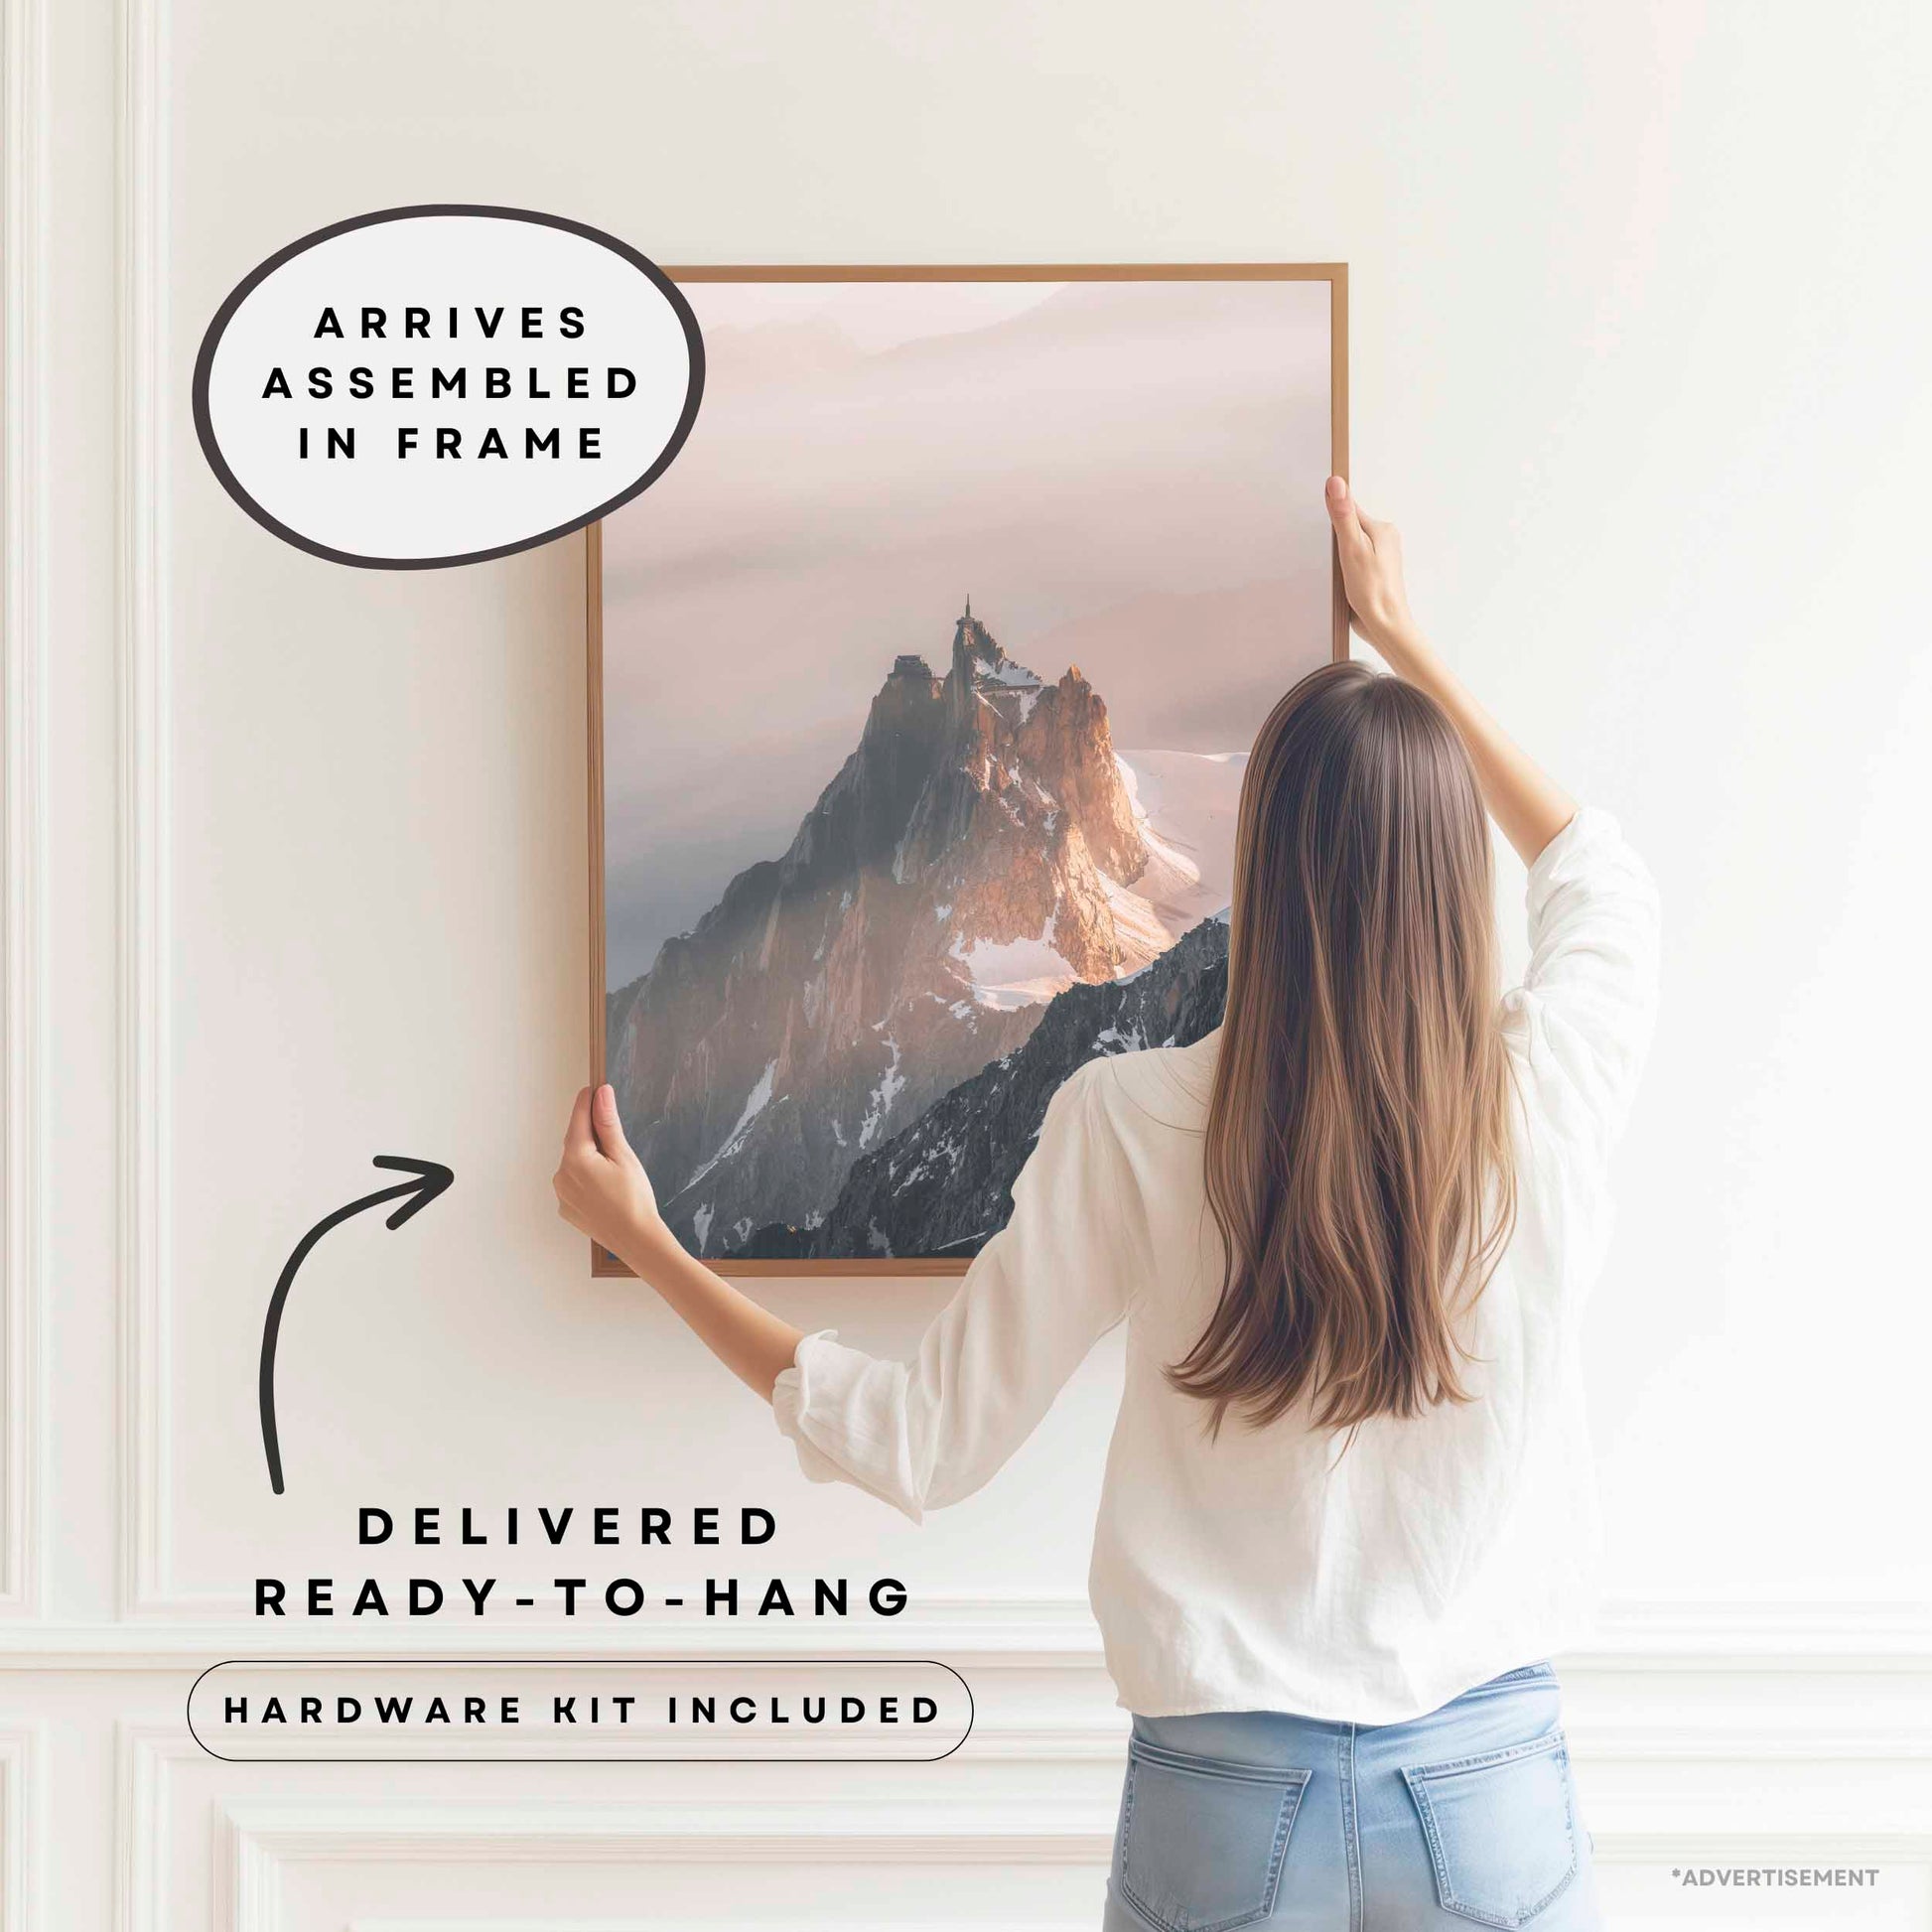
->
[4, 1, 1931, 1923]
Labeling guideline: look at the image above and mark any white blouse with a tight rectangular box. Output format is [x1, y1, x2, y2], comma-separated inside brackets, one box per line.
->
[772, 808, 1661, 1723]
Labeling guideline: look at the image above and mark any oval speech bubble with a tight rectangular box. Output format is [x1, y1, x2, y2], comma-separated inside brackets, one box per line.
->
[193, 206, 704, 569]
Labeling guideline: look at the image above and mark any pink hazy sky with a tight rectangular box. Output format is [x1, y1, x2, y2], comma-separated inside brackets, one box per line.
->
[603, 275, 1334, 984]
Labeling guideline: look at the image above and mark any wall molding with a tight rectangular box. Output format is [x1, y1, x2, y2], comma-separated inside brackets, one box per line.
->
[217, 1820, 1932, 1932]
[345, 1923, 1073, 1932]
[113, 1729, 1932, 1932]
[221, 1792, 1111, 1865]
[340, 1922, 1091, 1932]
[116, 1728, 189, 1932]
[115, 1728, 1112, 1932]
[342, 1916, 1073, 1932]
[0, 1725, 48, 1932]
[0, 0, 49, 1620]
[116, 0, 178, 1620]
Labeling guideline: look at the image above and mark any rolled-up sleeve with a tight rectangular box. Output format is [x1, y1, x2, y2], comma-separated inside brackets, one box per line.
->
[1503, 806, 1662, 1163]
[770, 1060, 1132, 1522]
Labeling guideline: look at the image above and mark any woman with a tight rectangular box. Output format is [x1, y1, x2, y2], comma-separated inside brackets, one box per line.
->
[556, 478, 1659, 1930]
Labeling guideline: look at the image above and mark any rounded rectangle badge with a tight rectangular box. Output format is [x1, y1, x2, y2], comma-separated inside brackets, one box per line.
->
[188, 1656, 973, 1762]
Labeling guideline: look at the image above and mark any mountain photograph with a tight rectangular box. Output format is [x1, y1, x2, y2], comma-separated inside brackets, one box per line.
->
[597, 273, 1335, 1262]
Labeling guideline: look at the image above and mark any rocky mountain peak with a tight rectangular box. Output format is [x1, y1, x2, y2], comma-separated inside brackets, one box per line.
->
[607, 598, 1221, 1257]
[949, 602, 1042, 697]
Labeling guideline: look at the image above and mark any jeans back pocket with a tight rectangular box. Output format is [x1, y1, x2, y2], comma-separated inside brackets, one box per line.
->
[1118, 1736, 1310, 1932]
[1401, 1727, 1579, 1928]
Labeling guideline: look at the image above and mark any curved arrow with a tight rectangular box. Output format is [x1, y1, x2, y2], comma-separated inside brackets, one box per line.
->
[259, 1156, 454, 1495]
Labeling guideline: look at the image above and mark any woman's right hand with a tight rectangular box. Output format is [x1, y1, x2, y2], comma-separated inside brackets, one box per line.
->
[554, 1083, 672, 1269]
[1324, 476, 1424, 662]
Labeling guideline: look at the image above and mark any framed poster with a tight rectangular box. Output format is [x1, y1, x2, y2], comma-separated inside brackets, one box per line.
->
[589, 264, 1347, 1275]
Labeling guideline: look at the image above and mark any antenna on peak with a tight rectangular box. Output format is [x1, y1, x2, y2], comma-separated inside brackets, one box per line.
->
[964, 594, 972, 621]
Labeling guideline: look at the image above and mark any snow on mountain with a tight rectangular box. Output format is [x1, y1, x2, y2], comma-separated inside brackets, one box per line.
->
[682, 1058, 778, 1191]
[1114, 749, 1246, 917]
[949, 919, 1078, 1011]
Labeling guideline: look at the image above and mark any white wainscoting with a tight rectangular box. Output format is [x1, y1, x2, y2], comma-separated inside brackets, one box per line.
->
[0, 0, 48, 1624]
[100, 1697, 1932, 1932]
[0, 1726, 48, 1932]
[115, 0, 190, 1624]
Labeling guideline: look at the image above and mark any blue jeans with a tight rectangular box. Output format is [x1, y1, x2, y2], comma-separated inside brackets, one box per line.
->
[1104, 1664, 1601, 1931]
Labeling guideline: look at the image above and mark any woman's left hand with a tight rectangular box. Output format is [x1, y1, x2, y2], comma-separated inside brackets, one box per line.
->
[554, 1084, 667, 1264]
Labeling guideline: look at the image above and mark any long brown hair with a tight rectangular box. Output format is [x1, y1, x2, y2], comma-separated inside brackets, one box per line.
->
[1169, 661, 1517, 1433]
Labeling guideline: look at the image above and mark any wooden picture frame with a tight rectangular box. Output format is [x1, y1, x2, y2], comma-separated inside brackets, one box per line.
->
[589, 263, 1349, 1276]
